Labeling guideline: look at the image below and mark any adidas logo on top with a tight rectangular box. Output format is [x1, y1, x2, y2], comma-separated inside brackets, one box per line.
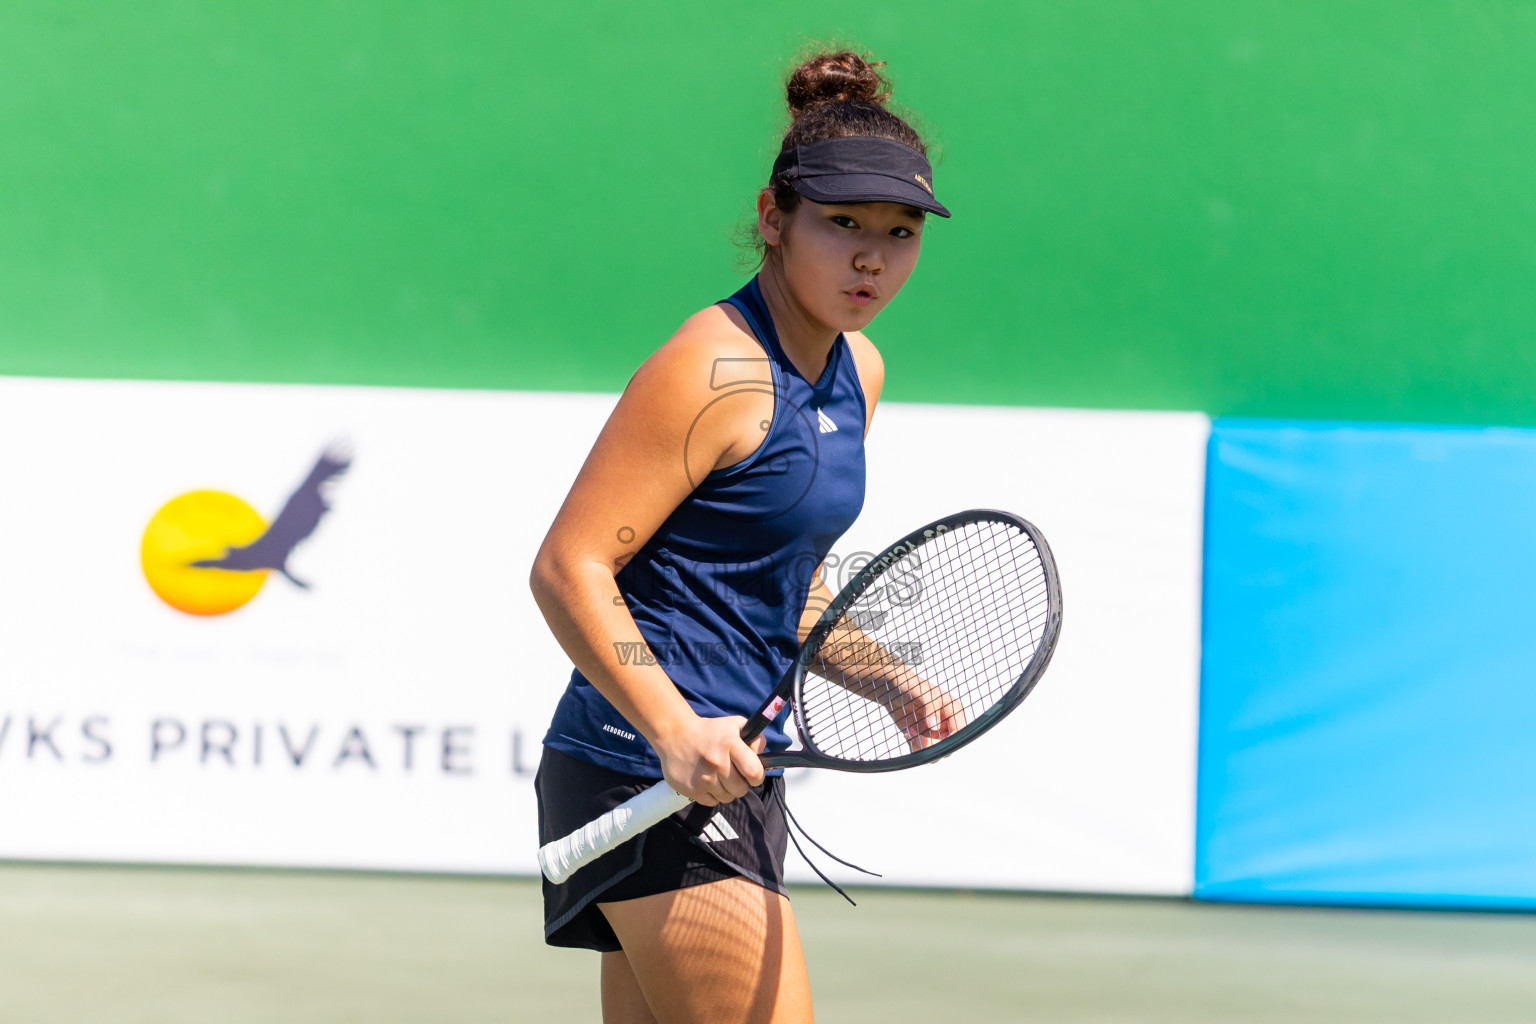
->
[816, 408, 838, 434]
[698, 813, 740, 843]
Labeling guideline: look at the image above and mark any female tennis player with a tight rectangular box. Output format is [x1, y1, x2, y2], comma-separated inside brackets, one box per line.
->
[529, 49, 953, 1023]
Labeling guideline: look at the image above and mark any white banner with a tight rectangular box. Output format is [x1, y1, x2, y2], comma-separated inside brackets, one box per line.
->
[0, 377, 1204, 893]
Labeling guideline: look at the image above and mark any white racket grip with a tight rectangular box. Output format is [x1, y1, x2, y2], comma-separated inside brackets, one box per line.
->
[539, 779, 693, 884]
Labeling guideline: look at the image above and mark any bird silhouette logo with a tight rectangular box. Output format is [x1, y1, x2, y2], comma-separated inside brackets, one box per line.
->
[140, 444, 353, 616]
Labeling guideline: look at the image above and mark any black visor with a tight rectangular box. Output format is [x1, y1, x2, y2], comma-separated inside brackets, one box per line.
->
[772, 136, 951, 218]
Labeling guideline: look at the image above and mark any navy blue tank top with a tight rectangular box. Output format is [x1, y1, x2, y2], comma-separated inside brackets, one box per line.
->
[543, 277, 868, 777]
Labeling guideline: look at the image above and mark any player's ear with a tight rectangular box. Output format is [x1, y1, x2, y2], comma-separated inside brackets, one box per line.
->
[757, 189, 786, 249]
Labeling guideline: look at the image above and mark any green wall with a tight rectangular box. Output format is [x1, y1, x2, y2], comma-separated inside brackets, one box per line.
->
[4, 2, 1536, 423]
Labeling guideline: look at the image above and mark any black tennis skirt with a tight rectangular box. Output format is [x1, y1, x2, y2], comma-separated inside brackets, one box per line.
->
[535, 746, 789, 952]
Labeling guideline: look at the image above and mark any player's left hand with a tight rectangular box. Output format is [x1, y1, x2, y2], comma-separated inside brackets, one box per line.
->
[886, 677, 967, 751]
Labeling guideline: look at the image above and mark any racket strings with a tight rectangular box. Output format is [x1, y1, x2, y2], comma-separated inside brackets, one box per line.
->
[798, 519, 1052, 763]
[875, 528, 1042, 744]
[803, 532, 1029, 760]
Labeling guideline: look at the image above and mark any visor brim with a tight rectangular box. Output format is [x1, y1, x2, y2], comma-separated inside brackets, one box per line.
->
[791, 174, 952, 218]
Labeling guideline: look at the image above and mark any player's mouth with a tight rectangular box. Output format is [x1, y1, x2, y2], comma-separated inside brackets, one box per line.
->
[845, 284, 879, 307]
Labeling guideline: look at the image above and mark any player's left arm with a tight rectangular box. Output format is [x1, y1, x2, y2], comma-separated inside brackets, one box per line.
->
[794, 334, 963, 747]
[795, 327, 882, 639]
[844, 330, 885, 438]
[796, 565, 966, 748]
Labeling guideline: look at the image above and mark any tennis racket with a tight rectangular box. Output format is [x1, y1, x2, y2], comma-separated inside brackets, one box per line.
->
[538, 508, 1062, 884]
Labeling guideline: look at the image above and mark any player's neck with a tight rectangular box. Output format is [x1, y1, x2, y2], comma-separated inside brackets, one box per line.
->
[755, 264, 837, 383]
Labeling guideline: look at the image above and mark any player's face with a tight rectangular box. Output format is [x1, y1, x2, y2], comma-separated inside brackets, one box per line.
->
[761, 198, 925, 331]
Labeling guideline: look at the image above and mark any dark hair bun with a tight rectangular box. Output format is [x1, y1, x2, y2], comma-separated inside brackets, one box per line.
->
[785, 50, 891, 119]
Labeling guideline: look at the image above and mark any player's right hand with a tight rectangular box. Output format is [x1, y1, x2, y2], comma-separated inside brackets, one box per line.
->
[653, 713, 765, 806]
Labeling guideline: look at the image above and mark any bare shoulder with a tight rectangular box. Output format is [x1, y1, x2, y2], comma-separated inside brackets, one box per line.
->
[627, 303, 769, 399]
[614, 303, 774, 475]
[843, 331, 886, 431]
[844, 330, 886, 391]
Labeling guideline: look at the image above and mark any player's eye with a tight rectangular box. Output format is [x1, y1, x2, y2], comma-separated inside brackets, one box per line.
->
[831, 215, 859, 229]
[891, 226, 916, 239]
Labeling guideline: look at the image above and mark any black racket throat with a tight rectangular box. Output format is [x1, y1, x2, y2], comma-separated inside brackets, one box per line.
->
[736, 508, 1063, 776]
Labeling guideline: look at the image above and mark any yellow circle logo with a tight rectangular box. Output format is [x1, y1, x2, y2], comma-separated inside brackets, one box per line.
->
[141, 490, 270, 616]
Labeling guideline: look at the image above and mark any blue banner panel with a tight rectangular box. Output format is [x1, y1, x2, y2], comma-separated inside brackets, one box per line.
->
[1197, 419, 1536, 909]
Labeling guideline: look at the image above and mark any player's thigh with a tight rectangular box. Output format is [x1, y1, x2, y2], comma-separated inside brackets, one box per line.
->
[601, 951, 660, 1024]
[598, 876, 813, 1024]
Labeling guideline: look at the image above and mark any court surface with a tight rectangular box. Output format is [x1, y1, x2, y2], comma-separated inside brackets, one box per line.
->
[3, 863, 1535, 1022]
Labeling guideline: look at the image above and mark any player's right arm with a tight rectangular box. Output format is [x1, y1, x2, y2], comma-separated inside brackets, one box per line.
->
[529, 307, 770, 806]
